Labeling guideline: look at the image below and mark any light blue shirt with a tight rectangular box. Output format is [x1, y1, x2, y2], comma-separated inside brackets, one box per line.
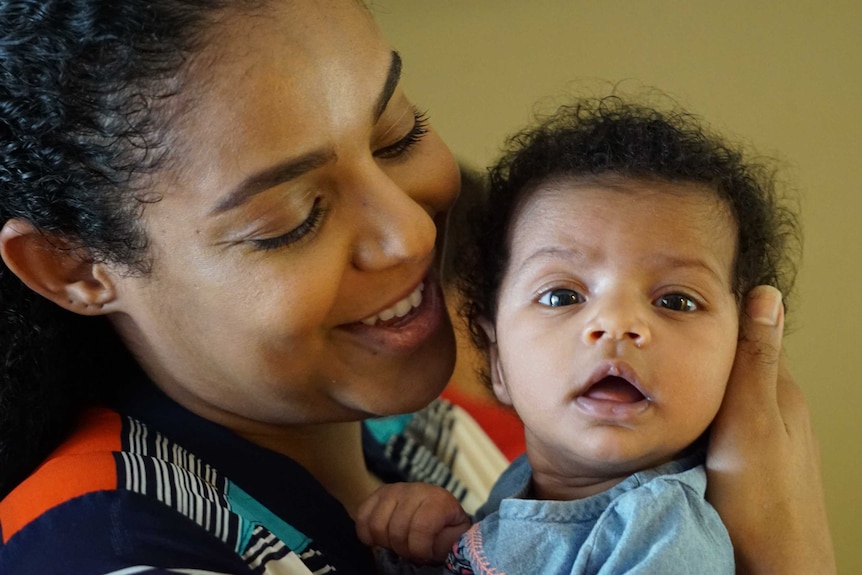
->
[448, 450, 734, 574]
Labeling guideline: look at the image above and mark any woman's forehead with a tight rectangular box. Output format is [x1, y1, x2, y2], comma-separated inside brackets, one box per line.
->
[184, 0, 383, 90]
[160, 0, 392, 189]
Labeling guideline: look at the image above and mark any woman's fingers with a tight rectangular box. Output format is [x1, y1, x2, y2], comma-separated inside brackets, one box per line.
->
[707, 285, 835, 574]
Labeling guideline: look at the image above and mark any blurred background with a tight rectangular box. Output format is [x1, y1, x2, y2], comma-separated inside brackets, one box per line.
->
[374, 1, 861, 572]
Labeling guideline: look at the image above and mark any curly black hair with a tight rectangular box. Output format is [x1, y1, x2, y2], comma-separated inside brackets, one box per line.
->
[457, 95, 801, 383]
[0, 0, 265, 498]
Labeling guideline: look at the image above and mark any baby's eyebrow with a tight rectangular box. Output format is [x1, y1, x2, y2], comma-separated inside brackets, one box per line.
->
[515, 245, 587, 274]
[516, 247, 728, 284]
[642, 253, 728, 284]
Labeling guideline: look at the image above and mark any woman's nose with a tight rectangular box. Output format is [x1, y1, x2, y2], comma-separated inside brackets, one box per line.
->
[351, 169, 437, 271]
[581, 302, 652, 348]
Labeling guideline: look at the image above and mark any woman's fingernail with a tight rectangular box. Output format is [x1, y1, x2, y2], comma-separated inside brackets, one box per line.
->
[748, 285, 783, 326]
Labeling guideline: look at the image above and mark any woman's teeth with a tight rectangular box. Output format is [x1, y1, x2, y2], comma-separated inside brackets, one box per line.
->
[361, 283, 425, 326]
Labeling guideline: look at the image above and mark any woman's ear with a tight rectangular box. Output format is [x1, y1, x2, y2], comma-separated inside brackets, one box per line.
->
[0, 219, 118, 316]
[477, 316, 513, 406]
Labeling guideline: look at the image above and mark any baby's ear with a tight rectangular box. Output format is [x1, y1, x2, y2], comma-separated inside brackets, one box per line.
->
[477, 317, 513, 406]
[0, 219, 118, 316]
[477, 316, 497, 344]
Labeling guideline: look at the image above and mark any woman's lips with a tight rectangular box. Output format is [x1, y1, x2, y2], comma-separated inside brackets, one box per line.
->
[341, 278, 448, 353]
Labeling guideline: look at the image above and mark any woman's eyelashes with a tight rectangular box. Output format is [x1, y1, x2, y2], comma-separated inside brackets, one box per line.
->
[374, 108, 429, 160]
[251, 197, 326, 251]
[247, 108, 428, 252]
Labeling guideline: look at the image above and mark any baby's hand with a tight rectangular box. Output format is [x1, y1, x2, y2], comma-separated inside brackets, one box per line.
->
[356, 482, 471, 564]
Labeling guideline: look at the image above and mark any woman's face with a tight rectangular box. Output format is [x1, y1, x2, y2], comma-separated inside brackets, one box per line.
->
[107, 0, 459, 429]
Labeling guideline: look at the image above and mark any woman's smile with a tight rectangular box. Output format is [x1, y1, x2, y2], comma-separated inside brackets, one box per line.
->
[342, 275, 448, 354]
[361, 281, 425, 326]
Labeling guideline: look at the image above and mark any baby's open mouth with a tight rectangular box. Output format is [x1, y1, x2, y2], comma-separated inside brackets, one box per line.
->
[583, 376, 646, 403]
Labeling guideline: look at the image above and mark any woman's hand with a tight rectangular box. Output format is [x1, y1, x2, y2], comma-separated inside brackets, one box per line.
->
[706, 285, 836, 574]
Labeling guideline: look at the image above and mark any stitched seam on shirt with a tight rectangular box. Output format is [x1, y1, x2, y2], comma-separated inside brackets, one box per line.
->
[463, 525, 507, 575]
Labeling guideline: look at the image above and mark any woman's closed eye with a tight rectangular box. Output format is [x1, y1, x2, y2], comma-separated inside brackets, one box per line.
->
[538, 288, 584, 307]
[250, 197, 327, 251]
[374, 108, 429, 160]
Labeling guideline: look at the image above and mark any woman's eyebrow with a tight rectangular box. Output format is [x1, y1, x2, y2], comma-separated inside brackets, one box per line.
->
[209, 51, 402, 216]
[210, 150, 334, 215]
[374, 50, 402, 122]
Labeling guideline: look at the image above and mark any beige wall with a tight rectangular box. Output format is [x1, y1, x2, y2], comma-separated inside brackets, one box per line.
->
[375, 1, 862, 572]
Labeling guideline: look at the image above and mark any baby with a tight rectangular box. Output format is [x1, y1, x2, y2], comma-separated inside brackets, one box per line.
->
[358, 95, 800, 574]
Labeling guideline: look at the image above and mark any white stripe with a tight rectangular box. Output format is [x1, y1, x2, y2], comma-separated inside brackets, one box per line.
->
[154, 457, 167, 505]
[103, 568, 232, 575]
[248, 540, 287, 570]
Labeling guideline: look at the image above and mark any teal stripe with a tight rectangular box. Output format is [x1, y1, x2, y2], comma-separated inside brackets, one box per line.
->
[364, 413, 414, 443]
[226, 481, 311, 554]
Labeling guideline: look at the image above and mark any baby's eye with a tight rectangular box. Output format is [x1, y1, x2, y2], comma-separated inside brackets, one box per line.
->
[538, 289, 584, 307]
[655, 294, 698, 312]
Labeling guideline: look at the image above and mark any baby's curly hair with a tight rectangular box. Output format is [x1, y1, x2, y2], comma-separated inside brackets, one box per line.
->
[457, 95, 800, 377]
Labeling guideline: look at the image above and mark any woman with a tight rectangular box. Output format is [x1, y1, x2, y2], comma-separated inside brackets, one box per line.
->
[0, 1, 834, 573]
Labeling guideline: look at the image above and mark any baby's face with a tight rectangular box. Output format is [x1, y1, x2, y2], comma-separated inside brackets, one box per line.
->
[488, 178, 739, 490]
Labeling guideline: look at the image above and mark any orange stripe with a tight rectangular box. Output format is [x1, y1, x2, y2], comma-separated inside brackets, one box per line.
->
[0, 408, 123, 543]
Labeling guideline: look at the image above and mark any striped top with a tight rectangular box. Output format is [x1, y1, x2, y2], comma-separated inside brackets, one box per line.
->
[0, 383, 506, 574]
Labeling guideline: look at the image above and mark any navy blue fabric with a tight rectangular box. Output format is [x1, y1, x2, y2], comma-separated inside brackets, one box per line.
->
[1, 382, 379, 574]
[115, 383, 376, 573]
[1, 490, 251, 574]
